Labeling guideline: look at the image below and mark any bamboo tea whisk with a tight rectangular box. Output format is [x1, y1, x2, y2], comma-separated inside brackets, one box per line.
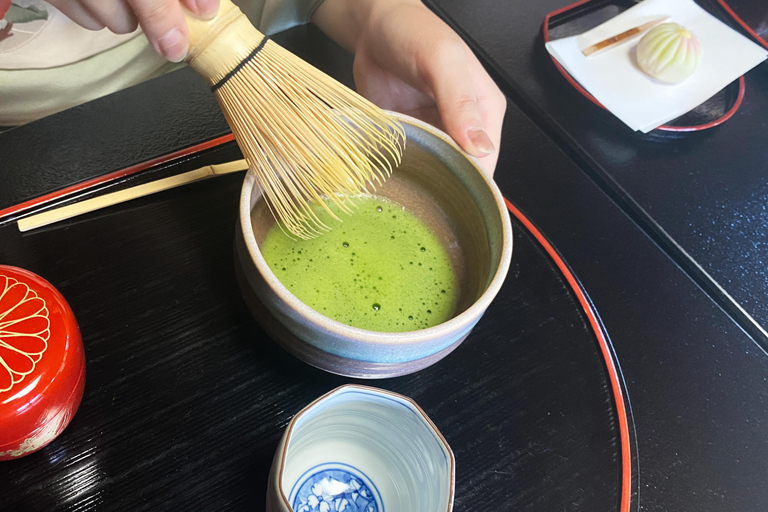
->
[183, 0, 405, 239]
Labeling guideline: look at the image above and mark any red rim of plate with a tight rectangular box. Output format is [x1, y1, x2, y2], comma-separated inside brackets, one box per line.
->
[542, 0, 747, 132]
[504, 199, 633, 512]
[3, 130, 637, 510]
[714, 0, 768, 50]
[0, 133, 236, 221]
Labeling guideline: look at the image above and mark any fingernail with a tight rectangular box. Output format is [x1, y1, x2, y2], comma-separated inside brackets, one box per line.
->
[189, 0, 218, 19]
[467, 127, 495, 156]
[157, 28, 188, 62]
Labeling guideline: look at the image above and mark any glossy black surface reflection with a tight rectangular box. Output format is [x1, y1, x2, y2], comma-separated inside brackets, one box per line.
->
[489, 94, 768, 512]
[423, 0, 768, 508]
[0, 168, 620, 511]
[0, 25, 621, 511]
[426, 0, 768, 339]
[4, 14, 768, 512]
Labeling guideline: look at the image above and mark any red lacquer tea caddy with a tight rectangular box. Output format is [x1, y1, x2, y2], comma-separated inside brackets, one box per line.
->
[0, 265, 85, 460]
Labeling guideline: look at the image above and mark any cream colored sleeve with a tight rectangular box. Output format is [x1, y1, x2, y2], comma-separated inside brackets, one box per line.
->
[0, 0, 329, 126]
[0, 35, 180, 127]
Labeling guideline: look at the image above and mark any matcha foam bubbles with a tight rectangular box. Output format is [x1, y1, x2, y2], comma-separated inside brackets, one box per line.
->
[260, 195, 459, 332]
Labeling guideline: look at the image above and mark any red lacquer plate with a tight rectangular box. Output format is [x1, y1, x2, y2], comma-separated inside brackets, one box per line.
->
[543, 0, 749, 133]
[0, 266, 85, 461]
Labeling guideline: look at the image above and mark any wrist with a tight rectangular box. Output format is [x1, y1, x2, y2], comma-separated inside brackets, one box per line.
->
[312, 0, 419, 53]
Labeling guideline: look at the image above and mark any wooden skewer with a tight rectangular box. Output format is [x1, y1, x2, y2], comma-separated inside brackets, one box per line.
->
[17, 159, 248, 232]
[582, 17, 670, 57]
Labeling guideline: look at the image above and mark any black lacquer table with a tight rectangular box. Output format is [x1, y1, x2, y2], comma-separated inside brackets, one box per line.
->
[425, 0, 768, 340]
[423, 0, 768, 510]
[1, 15, 767, 512]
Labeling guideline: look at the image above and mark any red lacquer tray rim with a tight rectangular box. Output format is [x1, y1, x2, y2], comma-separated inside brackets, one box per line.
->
[542, 0, 748, 133]
[0, 129, 637, 506]
[0, 133, 236, 222]
[714, 0, 768, 50]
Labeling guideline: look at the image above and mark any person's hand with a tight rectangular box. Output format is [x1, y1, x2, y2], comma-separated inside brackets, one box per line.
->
[313, 0, 506, 174]
[47, 0, 220, 62]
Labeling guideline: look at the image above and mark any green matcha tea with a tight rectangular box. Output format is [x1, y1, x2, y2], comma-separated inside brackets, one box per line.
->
[260, 195, 459, 332]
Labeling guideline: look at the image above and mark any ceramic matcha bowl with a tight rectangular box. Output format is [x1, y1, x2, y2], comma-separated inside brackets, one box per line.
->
[235, 113, 512, 378]
[266, 385, 454, 512]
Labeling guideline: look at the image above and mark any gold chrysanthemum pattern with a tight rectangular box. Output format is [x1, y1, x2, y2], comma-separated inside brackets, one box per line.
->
[0, 275, 50, 393]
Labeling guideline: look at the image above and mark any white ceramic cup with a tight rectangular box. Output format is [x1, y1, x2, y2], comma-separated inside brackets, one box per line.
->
[267, 385, 455, 512]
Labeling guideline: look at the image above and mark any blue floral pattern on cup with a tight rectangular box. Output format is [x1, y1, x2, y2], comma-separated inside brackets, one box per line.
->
[290, 463, 383, 512]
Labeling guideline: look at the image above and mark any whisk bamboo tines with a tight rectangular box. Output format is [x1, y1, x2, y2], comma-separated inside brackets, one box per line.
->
[183, 0, 405, 239]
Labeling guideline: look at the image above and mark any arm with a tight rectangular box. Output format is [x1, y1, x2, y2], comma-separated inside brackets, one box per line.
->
[49, 0, 505, 173]
[312, 0, 506, 173]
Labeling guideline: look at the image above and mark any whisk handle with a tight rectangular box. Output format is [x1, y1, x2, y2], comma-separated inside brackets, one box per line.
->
[183, 0, 265, 85]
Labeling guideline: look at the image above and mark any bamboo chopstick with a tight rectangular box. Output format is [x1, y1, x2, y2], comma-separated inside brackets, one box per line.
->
[17, 159, 248, 232]
[582, 17, 669, 57]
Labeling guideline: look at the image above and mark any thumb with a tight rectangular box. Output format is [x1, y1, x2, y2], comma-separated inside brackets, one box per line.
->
[426, 44, 495, 158]
[128, 0, 218, 63]
[128, 0, 189, 62]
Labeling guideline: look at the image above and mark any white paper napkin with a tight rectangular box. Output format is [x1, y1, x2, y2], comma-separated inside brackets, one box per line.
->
[545, 0, 768, 132]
